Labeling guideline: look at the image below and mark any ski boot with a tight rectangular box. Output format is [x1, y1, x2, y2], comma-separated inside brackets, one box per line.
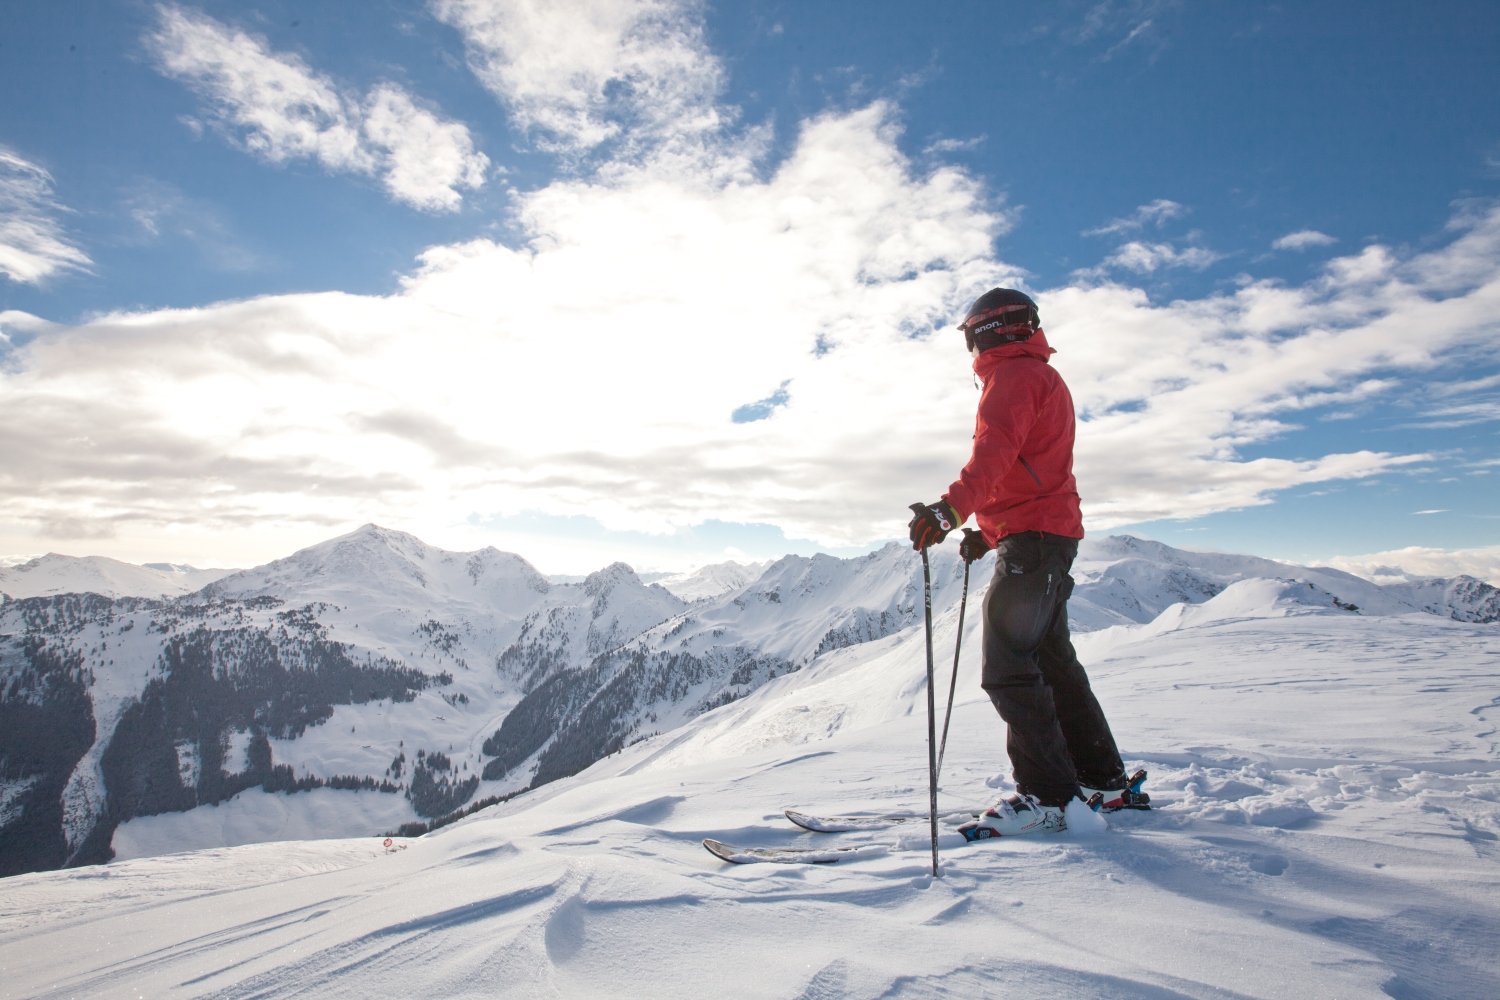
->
[1081, 768, 1151, 812]
[959, 793, 1067, 841]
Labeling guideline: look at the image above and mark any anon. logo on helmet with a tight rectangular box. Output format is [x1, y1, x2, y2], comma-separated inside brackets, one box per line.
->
[973, 316, 1022, 336]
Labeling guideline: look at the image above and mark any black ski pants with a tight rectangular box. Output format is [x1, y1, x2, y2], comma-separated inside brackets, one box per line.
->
[980, 531, 1125, 807]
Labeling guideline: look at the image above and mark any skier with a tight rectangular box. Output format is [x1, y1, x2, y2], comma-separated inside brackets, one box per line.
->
[907, 288, 1138, 839]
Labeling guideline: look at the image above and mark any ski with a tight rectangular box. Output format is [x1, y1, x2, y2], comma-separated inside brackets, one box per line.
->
[701, 838, 890, 865]
[783, 809, 920, 832]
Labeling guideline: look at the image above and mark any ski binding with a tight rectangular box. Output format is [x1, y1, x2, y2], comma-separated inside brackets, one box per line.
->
[782, 770, 1151, 840]
[1091, 769, 1151, 812]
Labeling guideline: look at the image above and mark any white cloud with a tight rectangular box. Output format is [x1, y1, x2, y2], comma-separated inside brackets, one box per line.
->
[1273, 229, 1337, 251]
[1084, 198, 1185, 236]
[362, 84, 490, 211]
[1080, 200, 1221, 277]
[1395, 369, 1500, 428]
[4, 2, 1500, 567]
[120, 180, 261, 272]
[0, 149, 91, 285]
[147, 5, 488, 212]
[1319, 545, 1500, 587]
[0, 99, 1012, 560]
[1434, 372, 1500, 395]
[1408, 400, 1500, 429]
[924, 136, 985, 155]
[1046, 200, 1500, 526]
[430, 0, 725, 156]
[1101, 19, 1155, 61]
[1084, 239, 1223, 275]
[1069, 0, 1174, 58]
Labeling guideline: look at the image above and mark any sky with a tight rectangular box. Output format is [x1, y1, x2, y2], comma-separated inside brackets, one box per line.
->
[1, 0, 1498, 579]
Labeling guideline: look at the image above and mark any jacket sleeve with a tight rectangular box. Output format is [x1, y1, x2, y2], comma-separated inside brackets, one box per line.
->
[942, 364, 1043, 523]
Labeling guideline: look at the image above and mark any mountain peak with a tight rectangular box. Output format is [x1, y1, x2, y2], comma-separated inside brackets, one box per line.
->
[202, 524, 551, 611]
[584, 562, 642, 597]
[342, 522, 429, 554]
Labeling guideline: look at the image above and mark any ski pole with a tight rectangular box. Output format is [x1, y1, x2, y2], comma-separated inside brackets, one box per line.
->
[918, 542, 940, 879]
[936, 556, 969, 778]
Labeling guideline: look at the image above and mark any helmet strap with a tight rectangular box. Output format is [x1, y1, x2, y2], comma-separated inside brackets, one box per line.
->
[969, 322, 1037, 353]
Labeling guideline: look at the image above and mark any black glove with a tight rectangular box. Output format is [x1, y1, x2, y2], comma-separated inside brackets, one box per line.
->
[908, 501, 959, 551]
[958, 528, 991, 564]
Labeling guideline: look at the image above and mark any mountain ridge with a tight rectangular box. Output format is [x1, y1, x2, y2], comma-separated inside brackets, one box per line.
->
[0, 554, 234, 600]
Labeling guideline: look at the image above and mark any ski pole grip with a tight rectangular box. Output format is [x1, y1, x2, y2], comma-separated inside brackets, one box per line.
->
[909, 502, 927, 515]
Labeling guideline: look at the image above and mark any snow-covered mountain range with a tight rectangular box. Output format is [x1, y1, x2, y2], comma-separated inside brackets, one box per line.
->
[1068, 534, 1500, 627]
[1, 524, 1496, 880]
[0, 554, 233, 599]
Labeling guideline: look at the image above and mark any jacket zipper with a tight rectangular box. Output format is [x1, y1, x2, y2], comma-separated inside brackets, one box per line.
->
[1019, 457, 1043, 487]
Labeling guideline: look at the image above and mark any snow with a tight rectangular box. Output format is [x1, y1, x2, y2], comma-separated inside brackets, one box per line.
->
[2, 544, 1496, 998]
[1062, 796, 1108, 836]
[0, 553, 233, 599]
[224, 728, 255, 774]
[173, 740, 201, 792]
[111, 787, 420, 861]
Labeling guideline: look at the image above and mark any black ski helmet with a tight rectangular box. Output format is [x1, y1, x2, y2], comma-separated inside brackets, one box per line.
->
[958, 288, 1039, 353]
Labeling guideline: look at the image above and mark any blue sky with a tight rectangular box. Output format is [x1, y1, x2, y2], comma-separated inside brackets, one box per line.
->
[1, 1, 1498, 578]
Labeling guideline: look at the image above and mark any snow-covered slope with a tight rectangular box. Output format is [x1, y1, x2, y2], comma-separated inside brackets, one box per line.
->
[0, 554, 233, 599]
[2, 550, 1495, 998]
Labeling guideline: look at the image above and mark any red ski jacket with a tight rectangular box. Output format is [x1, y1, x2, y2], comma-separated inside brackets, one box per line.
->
[942, 329, 1084, 545]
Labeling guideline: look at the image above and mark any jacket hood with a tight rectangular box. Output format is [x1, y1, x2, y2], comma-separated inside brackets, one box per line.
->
[972, 328, 1055, 380]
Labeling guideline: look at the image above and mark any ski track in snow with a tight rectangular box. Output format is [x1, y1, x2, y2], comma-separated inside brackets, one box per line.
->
[2, 596, 1497, 998]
